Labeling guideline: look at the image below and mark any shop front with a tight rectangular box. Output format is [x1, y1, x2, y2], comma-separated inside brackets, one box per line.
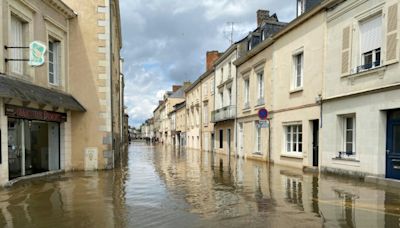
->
[6, 105, 65, 180]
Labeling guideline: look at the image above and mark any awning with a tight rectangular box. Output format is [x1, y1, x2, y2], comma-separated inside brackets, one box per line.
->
[0, 74, 85, 112]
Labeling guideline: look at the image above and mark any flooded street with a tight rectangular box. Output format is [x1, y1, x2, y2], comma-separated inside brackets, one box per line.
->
[1, 142, 400, 227]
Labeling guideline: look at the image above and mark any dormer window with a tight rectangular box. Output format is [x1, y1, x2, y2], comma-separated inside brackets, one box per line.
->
[248, 39, 252, 51]
[297, 0, 306, 17]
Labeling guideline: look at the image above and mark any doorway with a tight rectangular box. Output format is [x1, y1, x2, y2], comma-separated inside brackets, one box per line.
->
[386, 110, 400, 179]
[227, 129, 231, 157]
[312, 120, 319, 167]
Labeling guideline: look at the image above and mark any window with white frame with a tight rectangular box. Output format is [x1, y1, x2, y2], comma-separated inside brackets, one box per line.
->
[255, 121, 261, 153]
[228, 62, 232, 78]
[244, 78, 250, 108]
[210, 79, 214, 94]
[342, 116, 356, 155]
[228, 88, 232, 106]
[359, 15, 382, 71]
[297, 0, 306, 17]
[10, 15, 27, 75]
[257, 71, 264, 104]
[293, 52, 303, 89]
[48, 38, 61, 85]
[220, 68, 224, 83]
[219, 92, 224, 108]
[285, 124, 303, 153]
[203, 103, 208, 124]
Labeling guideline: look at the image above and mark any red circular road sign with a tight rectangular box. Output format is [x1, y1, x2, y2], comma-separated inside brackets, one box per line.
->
[258, 108, 268, 120]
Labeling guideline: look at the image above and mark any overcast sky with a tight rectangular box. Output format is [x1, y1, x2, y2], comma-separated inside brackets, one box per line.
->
[120, 0, 296, 127]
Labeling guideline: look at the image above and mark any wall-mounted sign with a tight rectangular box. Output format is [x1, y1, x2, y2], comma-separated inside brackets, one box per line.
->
[28, 41, 46, 66]
[5, 105, 67, 122]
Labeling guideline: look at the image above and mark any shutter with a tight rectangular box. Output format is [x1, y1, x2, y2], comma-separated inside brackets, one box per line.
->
[341, 26, 352, 75]
[385, 3, 398, 63]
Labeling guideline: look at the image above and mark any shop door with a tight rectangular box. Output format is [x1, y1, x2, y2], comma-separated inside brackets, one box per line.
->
[8, 119, 23, 179]
[386, 110, 400, 179]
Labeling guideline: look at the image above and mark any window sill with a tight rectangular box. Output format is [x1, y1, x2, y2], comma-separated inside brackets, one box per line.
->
[253, 152, 262, 156]
[332, 157, 360, 162]
[281, 153, 303, 159]
[289, 88, 303, 94]
[343, 65, 386, 79]
[242, 108, 251, 113]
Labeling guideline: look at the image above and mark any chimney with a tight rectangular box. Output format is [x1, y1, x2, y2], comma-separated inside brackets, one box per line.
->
[159, 100, 163, 105]
[172, 85, 182, 92]
[183, 81, 191, 88]
[206, 51, 221, 71]
[257, 9, 270, 27]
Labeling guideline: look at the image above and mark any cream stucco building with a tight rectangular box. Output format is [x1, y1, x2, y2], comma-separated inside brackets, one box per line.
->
[321, 0, 400, 180]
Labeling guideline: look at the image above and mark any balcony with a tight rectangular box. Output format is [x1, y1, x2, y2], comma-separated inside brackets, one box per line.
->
[211, 105, 236, 123]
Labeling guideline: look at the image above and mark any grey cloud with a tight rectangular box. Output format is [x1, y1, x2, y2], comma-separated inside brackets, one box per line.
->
[120, 0, 295, 126]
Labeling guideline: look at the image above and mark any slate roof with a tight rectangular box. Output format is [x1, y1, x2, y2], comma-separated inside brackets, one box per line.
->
[0, 74, 85, 112]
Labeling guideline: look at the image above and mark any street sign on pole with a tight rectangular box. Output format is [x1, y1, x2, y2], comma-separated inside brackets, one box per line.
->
[257, 120, 269, 128]
[258, 108, 268, 120]
[28, 41, 46, 67]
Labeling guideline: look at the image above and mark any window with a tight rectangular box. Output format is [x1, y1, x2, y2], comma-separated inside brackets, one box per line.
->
[220, 68, 224, 83]
[210, 79, 214, 94]
[228, 88, 232, 106]
[10, 15, 27, 75]
[293, 52, 303, 89]
[257, 71, 264, 104]
[203, 83, 208, 96]
[285, 124, 303, 153]
[359, 15, 382, 71]
[228, 62, 232, 78]
[203, 103, 208, 124]
[342, 116, 356, 155]
[255, 122, 261, 153]
[297, 0, 305, 17]
[244, 78, 250, 108]
[48, 39, 61, 85]
[219, 129, 223, 149]
[248, 39, 252, 51]
[219, 92, 224, 108]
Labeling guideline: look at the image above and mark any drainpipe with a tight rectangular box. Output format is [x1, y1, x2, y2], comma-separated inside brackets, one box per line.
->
[109, 0, 115, 169]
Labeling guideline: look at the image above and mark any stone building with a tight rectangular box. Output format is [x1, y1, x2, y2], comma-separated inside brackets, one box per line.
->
[63, 0, 123, 170]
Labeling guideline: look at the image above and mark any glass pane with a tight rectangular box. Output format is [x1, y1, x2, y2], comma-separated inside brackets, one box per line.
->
[299, 143, 302, 152]
[346, 118, 353, 129]
[293, 142, 297, 152]
[346, 130, 353, 142]
[346, 143, 353, 153]
[299, 132, 302, 142]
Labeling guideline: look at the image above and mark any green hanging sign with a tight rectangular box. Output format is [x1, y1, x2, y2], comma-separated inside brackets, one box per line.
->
[28, 41, 46, 67]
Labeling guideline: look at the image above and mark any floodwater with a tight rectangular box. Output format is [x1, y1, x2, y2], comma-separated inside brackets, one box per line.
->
[1, 142, 400, 228]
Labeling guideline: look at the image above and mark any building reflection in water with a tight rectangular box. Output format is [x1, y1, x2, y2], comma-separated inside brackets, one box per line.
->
[1, 143, 400, 227]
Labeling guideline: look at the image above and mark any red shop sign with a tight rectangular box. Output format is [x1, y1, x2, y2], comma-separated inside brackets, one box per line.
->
[5, 105, 67, 122]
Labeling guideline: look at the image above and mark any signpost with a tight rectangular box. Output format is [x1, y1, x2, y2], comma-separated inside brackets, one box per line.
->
[258, 108, 269, 128]
[28, 41, 46, 66]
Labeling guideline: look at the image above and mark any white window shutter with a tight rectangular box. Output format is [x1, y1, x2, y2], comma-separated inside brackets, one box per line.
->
[385, 3, 398, 64]
[341, 26, 352, 75]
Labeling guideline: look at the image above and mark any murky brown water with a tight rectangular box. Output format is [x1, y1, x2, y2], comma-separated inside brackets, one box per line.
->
[1, 141, 400, 228]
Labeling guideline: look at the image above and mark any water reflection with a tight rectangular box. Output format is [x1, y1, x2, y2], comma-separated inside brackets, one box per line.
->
[0, 142, 400, 227]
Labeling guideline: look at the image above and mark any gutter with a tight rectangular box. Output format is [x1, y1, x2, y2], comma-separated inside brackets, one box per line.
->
[109, 0, 115, 169]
